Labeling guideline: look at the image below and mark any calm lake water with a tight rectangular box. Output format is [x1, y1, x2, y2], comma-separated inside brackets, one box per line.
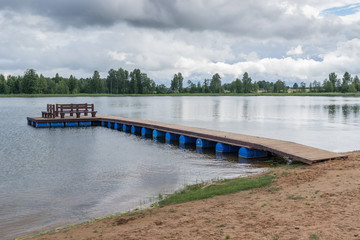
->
[0, 96, 359, 239]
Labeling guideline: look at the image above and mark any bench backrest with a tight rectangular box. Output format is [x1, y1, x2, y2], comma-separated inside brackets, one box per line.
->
[56, 103, 94, 112]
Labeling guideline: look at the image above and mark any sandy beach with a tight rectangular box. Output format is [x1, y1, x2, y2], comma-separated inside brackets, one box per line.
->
[26, 151, 360, 240]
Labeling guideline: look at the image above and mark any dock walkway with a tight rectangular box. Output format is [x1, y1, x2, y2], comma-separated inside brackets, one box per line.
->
[27, 114, 348, 165]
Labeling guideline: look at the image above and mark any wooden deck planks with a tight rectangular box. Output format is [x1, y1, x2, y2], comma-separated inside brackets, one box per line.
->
[27, 114, 348, 164]
[99, 115, 347, 164]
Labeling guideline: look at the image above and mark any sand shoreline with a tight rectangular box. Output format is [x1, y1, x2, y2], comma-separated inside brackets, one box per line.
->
[22, 151, 360, 239]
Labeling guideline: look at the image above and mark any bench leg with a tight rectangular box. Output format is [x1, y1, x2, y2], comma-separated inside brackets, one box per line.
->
[60, 113, 65, 118]
[76, 112, 80, 118]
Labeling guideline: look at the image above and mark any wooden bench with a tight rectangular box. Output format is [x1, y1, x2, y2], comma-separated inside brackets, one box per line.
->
[41, 104, 55, 118]
[55, 103, 97, 118]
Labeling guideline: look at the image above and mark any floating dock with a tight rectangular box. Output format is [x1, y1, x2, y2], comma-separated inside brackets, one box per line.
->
[27, 114, 348, 165]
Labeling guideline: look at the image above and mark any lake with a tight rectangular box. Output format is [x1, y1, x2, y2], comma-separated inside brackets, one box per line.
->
[0, 96, 359, 239]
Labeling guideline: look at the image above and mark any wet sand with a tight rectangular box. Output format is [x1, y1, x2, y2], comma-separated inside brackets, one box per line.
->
[26, 151, 360, 240]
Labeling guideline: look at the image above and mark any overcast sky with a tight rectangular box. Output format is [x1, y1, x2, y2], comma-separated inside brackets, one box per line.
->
[1, 0, 360, 85]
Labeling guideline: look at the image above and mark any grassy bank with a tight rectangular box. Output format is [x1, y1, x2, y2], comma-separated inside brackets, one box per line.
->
[158, 175, 274, 207]
[1, 92, 360, 97]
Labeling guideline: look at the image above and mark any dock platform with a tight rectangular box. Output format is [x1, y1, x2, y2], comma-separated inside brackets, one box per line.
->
[27, 114, 348, 165]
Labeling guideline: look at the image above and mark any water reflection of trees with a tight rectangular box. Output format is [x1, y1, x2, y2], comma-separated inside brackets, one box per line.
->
[324, 104, 360, 119]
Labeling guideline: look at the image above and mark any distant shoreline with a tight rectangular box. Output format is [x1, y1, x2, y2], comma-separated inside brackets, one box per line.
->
[1, 92, 360, 98]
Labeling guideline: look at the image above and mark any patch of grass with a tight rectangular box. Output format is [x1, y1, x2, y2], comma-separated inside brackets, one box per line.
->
[309, 233, 320, 240]
[272, 234, 281, 240]
[158, 175, 273, 207]
[225, 234, 230, 239]
[216, 224, 226, 228]
[287, 194, 305, 200]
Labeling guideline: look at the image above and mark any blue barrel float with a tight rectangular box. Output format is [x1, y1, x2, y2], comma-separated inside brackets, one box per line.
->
[79, 121, 92, 127]
[196, 139, 216, 148]
[165, 132, 179, 144]
[153, 130, 166, 141]
[141, 127, 153, 138]
[131, 126, 141, 135]
[35, 122, 50, 128]
[107, 122, 114, 128]
[179, 135, 196, 149]
[216, 143, 239, 153]
[238, 147, 268, 159]
[114, 123, 123, 130]
[123, 124, 131, 133]
[51, 122, 64, 128]
[65, 122, 78, 127]
[101, 121, 107, 127]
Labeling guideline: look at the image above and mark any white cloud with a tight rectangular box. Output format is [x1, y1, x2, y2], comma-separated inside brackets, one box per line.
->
[108, 51, 130, 62]
[286, 45, 304, 56]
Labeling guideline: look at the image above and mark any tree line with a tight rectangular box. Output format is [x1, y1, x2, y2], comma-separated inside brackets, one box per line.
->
[0, 68, 359, 94]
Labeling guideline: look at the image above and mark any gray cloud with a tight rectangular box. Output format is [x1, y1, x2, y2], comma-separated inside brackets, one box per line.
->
[0, 0, 354, 40]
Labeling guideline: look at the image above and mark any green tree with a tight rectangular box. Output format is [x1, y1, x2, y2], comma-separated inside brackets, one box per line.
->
[341, 72, 351, 93]
[56, 79, 69, 94]
[242, 72, 252, 93]
[312, 80, 321, 92]
[107, 69, 117, 94]
[328, 72, 338, 92]
[170, 72, 184, 93]
[210, 73, 222, 93]
[141, 73, 155, 94]
[353, 75, 360, 91]
[89, 70, 105, 93]
[117, 68, 129, 94]
[129, 69, 142, 94]
[68, 75, 78, 94]
[348, 83, 357, 92]
[53, 73, 61, 84]
[6, 76, 20, 94]
[178, 73, 184, 93]
[292, 83, 299, 89]
[252, 82, 259, 93]
[202, 79, 210, 93]
[323, 79, 334, 92]
[46, 78, 56, 94]
[170, 74, 179, 92]
[0, 74, 6, 94]
[37, 74, 48, 93]
[22, 69, 38, 94]
[300, 82, 306, 93]
[257, 80, 272, 92]
[156, 84, 167, 94]
[187, 80, 197, 93]
[273, 80, 286, 93]
[235, 78, 243, 93]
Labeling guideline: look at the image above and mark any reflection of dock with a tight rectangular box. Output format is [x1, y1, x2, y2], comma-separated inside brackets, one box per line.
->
[27, 114, 348, 165]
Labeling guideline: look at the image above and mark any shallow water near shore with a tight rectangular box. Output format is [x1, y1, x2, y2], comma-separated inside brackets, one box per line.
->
[0, 96, 359, 239]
